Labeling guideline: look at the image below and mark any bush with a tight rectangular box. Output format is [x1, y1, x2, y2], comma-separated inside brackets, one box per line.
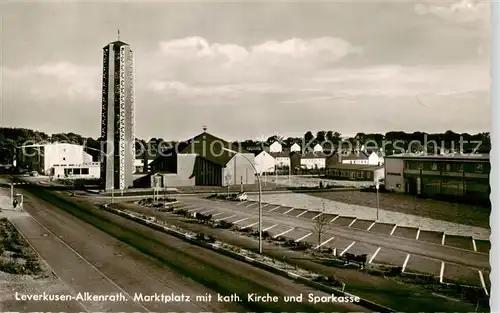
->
[206, 235, 217, 243]
[387, 266, 403, 276]
[262, 231, 270, 239]
[294, 241, 312, 251]
[275, 236, 287, 242]
[217, 221, 233, 229]
[196, 233, 206, 241]
[173, 209, 188, 216]
[25, 259, 42, 274]
[0, 260, 23, 275]
[284, 239, 296, 247]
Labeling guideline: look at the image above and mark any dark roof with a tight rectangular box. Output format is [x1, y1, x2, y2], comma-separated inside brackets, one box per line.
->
[300, 152, 329, 159]
[385, 153, 490, 161]
[327, 164, 383, 171]
[342, 151, 370, 161]
[179, 132, 248, 166]
[269, 151, 290, 158]
[103, 40, 130, 49]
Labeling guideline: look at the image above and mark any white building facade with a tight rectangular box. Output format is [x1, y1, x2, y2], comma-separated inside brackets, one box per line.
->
[41, 143, 94, 175]
[254, 151, 276, 174]
[269, 141, 283, 153]
[290, 143, 301, 152]
[52, 162, 101, 179]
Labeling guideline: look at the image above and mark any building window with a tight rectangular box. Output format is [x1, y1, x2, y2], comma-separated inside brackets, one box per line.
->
[457, 164, 464, 172]
[431, 163, 437, 171]
[82, 168, 89, 175]
[418, 162, 423, 170]
[445, 163, 451, 172]
[404, 161, 409, 169]
[63, 157, 66, 161]
[475, 164, 483, 173]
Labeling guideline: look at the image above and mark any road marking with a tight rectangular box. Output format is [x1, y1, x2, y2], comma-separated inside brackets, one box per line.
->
[273, 227, 294, 238]
[241, 222, 259, 229]
[390, 225, 397, 235]
[233, 217, 250, 224]
[261, 203, 269, 209]
[330, 215, 340, 223]
[212, 212, 224, 217]
[236, 202, 246, 206]
[187, 207, 204, 212]
[295, 232, 312, 243]
[182, 204, 195, 210]
[263, 224, 278, 232]
[24, 215, 151, 312]
[245, 202, 256, 208]
[312, 213, 323, 220]
[247, 203, 259, 208]
[269, 205, 281, 212]
[296, 210, 308, 217]
[478, 270, 489, 296]
[441, 233, 446, 245]
[199, 209, 215, 214]
[348, 219, 357, 227]
[369, 247, 381, 264]
[283, 208, 295, 214]
[367, 221, 376, 231]
[439, 262, 445, 283]
[315, 236, 335, 249]
[340, 241, 356, 256]
[415, 229, 421, 240]
[402, 254, 410, 273]
[215, 215, 236, 222]
[472, 238, 477, 252]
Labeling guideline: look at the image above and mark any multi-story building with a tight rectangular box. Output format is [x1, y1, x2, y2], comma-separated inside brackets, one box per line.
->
[100, 38, 136, 190]
[384, 153, 490, 204]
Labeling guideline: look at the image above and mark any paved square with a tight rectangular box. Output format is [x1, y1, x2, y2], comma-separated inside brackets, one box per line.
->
[418, 230, 444, 244]
[370, 248, 407, 267]
[321, 213, 338, 223]
[475, 239, 491, 254]
[331, 216, 355, 227]
[268, 225, 296, 238]
[285, 228, 313, 242]
[273, 206, 293, 214]
[220, 214, 246, 223]
[300, 211, 323, 220]
[483, 271, 491, 291]
[345, 241, 378, 257]
[237, 218, 260, 228]
[285, 208, 307, 217]
[264, 204, 281, 211]
[323, 237, 355, 254]
[392, 226, 418, 239]
[443, 263, 481, 287]
[369, 223, 396, 235]
[350, 219, 374, 230]
[404, 255, 441, 276]
[444, 235, 474, 251]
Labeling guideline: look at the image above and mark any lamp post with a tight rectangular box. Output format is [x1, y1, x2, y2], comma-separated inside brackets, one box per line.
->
[375, 178, 380, 220]
[223, 148, 263, 254]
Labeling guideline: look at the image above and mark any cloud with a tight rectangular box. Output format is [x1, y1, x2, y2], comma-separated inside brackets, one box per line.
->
[414, 0, 490, 23]
[3, 62, 100, 101]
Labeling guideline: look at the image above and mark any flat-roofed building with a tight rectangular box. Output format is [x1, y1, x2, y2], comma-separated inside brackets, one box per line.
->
[384, 153, 490, 205]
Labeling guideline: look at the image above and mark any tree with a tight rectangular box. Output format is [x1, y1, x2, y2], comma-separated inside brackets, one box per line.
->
[314, 203, 330, 249]
[316, 131, 326, 143]
[304, 131, 314, 144]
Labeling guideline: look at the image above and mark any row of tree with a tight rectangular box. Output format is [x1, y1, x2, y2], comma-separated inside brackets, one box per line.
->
[0, 127, 491, 165]
[240, 130, 491, 154]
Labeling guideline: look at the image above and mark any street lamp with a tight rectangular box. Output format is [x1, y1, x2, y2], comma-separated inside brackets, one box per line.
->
[375, 178, 380, 220]
[223, 147, 263, 254]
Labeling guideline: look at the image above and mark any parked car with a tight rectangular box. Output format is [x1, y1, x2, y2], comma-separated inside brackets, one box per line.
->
[236, 192, 248, 201]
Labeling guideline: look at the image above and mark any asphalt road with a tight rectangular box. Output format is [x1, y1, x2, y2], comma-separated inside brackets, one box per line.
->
[10, 186, 369, 312]
[178, 198, 490, 271]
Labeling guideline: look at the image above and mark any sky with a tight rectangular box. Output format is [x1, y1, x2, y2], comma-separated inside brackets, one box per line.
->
[0, 0, 491, 142]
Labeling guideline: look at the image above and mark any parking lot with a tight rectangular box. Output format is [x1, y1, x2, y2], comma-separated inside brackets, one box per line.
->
[183, 198, 490, 292]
